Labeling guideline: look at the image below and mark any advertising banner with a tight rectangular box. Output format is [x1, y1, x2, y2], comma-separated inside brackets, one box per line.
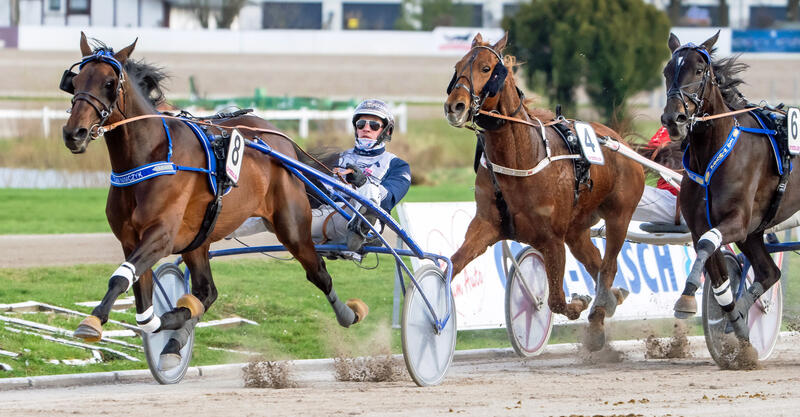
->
[396, 202, 698, 330]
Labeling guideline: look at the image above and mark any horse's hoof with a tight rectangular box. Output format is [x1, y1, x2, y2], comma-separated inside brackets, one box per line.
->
[673, 295, 697, 318]
[177, 294, 205, 319]
[584, 323, 606, 352]
[572, 293, 592, 309]
[346, 298, 369, 324]
[728, 314, 750, 341]
[74, 315, 103, 342]
[159, 353, 181, 371]
[612, 288, 630, 304]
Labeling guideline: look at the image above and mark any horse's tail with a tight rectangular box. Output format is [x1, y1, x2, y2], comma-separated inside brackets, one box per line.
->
[291, 144, 342, 209]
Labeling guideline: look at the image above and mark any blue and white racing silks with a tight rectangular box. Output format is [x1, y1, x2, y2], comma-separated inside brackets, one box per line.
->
[337, 147, 411, 212]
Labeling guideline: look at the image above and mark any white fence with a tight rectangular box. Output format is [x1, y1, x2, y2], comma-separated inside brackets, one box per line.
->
[0, 103, 407, 139]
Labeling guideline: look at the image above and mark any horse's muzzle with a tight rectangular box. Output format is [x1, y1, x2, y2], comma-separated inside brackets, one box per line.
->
[660, 112, 688, 141]
[444, 100, 469, 127]
[62, 125, 90, 154]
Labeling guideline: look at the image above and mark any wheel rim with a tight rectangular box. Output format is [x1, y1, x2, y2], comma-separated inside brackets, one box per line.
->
[402, 265, 456, 387]
[506, 248, 552, 356]
[746, 278, 782, 360]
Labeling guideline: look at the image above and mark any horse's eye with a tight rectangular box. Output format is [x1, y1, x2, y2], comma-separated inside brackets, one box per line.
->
[695, 67, 704, 75]
[104, 80, 115, 89]
[482, 66, 491, 73]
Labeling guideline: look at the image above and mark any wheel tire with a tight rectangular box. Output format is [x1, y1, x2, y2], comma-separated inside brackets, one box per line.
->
[702, 250, 783, 365]
[142, 263, 195, 385]
[504, 247, 553, 357]
[401, 264, 456, 387]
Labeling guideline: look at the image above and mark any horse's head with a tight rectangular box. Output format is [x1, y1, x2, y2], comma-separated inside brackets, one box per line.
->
[444, 33, 510, 127]
[660, 31, 719, 141]
[61, 32, 136, 153]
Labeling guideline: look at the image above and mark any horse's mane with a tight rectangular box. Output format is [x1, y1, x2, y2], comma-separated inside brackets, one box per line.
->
[711, 52, 749, 110]
[89, 40, 169, 108]
[124, 59, 169, 108]
[494, 52, 556, 121]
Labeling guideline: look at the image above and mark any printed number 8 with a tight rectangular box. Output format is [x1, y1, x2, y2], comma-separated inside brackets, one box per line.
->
[232, 136, 242, 165]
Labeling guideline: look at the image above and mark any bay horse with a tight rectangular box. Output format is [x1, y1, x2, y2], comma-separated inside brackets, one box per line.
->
[61, 33, 368, 369]
[661, 32, 800, 344]
[443, 33, 644, 351]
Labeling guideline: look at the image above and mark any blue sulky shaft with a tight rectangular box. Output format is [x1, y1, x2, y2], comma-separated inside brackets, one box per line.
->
[173, 138, 453, 332]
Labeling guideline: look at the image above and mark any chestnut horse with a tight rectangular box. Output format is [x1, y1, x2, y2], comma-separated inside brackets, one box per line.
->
[443, 33, 644, 350]
[661, 32, 800, 343]
[61, 33, 368, 369]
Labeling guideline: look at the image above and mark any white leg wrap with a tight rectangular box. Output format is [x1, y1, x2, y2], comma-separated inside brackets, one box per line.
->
[113, 262, 137, 292]
[698, 228, 723, 251]
[136, 305, 161, 334]
[713, 279, 733, 307]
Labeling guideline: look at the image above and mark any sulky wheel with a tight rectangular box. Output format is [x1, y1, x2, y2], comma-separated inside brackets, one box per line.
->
[504, 247, 553, 357]
[401, 264, 457, 387]
[142, 263, 195, 384]
[702, 250, 783, 365]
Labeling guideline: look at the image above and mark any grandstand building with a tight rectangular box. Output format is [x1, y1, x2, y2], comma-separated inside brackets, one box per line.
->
[1, 0, 798, 31]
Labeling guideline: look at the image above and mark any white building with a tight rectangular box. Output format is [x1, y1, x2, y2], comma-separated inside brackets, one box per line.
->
[0, 0, 798, 33]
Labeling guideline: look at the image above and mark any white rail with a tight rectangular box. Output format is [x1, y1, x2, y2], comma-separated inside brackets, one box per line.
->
[0, 103, 408, 139]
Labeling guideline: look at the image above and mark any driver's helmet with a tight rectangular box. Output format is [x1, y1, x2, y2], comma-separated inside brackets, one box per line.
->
[352, 99, 394, 148]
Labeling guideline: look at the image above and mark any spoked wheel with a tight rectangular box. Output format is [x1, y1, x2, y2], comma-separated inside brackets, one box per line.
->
[504, 247, 553, 357]
[142, 263, 195, 384]
[401, 264, 456, 387]
[702, 251, 783, 364]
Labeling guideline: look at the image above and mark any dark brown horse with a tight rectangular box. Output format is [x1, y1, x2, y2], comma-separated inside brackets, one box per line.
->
[61, 33, 368, 369]
[443, 33, 644, 351]
[661, 32, 800, 344]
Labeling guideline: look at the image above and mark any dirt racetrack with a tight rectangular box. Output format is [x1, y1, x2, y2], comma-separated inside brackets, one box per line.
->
[1, 334, 800, 417]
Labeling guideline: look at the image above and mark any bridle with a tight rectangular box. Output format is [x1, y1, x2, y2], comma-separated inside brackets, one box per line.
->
[446, 45, 509, 122]
[666, 43, 716, 128]
[60, 50, 126, 139]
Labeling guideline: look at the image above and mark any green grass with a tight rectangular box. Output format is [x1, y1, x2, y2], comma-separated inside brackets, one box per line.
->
[0, 257, 510, 378]
[0, 188, 110, 234]
[0, 174, 477, 235]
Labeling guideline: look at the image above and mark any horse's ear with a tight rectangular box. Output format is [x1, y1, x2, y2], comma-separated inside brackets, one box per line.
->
[80, 32, 92, 57]
[492, 32, 508, 52]
[114, 38, 138, 63]
[701, 30, 720, 51]
[668, 32, 681, 53]
[472, 33, 483, 47]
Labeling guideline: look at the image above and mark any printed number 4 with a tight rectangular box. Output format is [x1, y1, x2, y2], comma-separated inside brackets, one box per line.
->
[582, 127, 596, 152]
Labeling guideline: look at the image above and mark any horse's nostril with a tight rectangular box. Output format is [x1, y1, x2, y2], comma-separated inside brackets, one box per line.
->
[675, 114, 688, 124]
[455, 102, 465, 113]
[75, 128, 88, 139]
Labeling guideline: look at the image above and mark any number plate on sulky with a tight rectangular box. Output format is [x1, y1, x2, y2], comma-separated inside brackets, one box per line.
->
[574, 121, 605, 165]
[225, 129, 245, 184]
[787, 107, 800, 155]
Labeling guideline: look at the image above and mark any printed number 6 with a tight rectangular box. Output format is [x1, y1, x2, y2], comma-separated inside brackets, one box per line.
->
[792, 111, 798, 140]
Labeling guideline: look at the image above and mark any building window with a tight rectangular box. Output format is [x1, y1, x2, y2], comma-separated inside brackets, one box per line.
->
[262, 2, 322, 29]
[49, 0, 62, 11]
[67, 0, 90, 14]
[342, 3, 401, 30]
